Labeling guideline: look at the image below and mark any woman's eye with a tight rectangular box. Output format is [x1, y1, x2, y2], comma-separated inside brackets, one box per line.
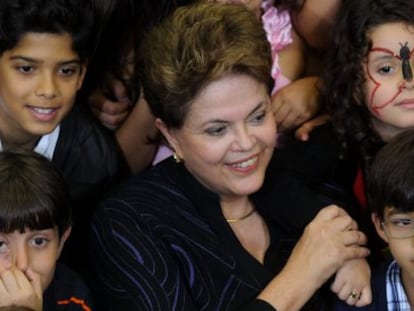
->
[250, 111, 266, 125]
[206, 126, 226, 137]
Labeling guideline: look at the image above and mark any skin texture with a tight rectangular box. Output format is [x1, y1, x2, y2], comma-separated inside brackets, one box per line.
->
[364, 23, 414, 142]
[157, 74, 277, 201]
[0, 227, 70, 311]
[0, 33, 86, 150]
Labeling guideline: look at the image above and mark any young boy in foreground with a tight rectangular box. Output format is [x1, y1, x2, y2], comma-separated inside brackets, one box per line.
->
[0, 151, 93, 311]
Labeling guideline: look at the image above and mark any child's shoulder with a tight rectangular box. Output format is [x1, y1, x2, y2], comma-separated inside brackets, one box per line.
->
[44, 263, 94, 311]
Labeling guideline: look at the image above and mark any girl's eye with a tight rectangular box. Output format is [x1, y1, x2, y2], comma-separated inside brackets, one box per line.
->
[378, 66, 395, 75]
[59, 66, 77, 77]
[249, 111, 266, 125]
[30, 237, 48, 248]
[205, 126, 227, 137]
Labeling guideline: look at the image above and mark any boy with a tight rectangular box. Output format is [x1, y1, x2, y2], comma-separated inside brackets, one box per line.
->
[0, 150, 93, 310]
[334, 129, 414, 310]
[0, 0, 123, 271]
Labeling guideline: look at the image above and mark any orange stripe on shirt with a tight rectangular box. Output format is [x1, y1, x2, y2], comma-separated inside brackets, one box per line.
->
[57, 296, 92, 311]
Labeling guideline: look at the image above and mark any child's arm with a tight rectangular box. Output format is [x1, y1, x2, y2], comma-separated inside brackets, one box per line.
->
[331, 258, 372, 307]
[0, 268, 42, 311]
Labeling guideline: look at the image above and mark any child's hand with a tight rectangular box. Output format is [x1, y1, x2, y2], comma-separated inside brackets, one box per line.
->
[0, 267, 43, 311]
[294, 113, 330, 141]
[331, 258, 372, 307]
[271, 76, 320, 132]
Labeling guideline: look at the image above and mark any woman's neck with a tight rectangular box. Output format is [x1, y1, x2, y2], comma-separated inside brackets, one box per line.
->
[220, 196, 253, 221]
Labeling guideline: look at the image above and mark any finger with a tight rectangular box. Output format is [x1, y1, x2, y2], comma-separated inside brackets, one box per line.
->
[272, 101, 290, 123]
[330, 275, 345, 295]
[345, 289, 361, 306]
[279, 112, 297, 131]
[294, 114, 330, 141]
[315, 205, 344, 221]
[354, 287, 372, 307]
[340, 230, 367, 247]
[25, 269, 43, 299]
[0, 269, 19, 292]
[342, 245, 370, 262]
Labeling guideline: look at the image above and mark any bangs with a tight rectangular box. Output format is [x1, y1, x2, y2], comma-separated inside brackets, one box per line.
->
[0, 182, 66, 234]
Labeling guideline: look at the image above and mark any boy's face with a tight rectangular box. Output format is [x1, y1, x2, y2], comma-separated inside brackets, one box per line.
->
[0, 32, 86, 145]
[372, 210, 414, 284]
[0, 227, 70, 292]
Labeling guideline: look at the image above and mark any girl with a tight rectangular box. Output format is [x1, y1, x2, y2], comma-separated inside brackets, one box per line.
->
[269, 0, 414, 281]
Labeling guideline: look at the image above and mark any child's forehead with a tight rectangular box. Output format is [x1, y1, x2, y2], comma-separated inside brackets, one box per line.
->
[369, 22, 414, 52]
[0, 227, 58, 237]
[384, 206, 414, 217]
[8, 32, 79, 60]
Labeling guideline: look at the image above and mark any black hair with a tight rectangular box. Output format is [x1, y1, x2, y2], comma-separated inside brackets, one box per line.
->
[367, 129, 414, 219]
[0, 150, 71, 237]
[0, 0, 96, 63]
[321, 0, 414, 170]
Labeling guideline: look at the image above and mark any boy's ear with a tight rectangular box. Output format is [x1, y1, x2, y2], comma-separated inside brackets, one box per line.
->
[57, 226, 72, 257]
[371, 213, 389, 243]
[155, 118, 183, 160]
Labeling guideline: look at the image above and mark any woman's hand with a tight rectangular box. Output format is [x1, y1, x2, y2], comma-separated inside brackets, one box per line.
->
[286, 205, 369, 287]
[331, 258, 372, 307]
[257, 206, 370, 311]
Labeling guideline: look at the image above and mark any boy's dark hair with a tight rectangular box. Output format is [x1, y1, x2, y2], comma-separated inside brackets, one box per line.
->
[321, 0, 414, 168]
[367, 129, 414, 219]
[0, 0, 95, 62]
[0, 150, 71, 237]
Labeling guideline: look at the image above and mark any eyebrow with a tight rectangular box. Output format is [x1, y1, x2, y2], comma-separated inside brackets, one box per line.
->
[9, 55, 82, 66]
[201, 101, 266, 126]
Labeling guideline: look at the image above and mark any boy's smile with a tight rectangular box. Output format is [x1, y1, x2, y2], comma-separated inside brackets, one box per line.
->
[0, 32, 86, 149]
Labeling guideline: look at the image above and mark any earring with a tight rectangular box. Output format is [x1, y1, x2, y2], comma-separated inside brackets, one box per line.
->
[173, 153, 182, 163]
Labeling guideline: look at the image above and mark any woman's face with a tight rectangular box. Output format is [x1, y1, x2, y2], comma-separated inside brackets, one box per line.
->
[364, 22, 414, 141]
[159, 74, 276, 201]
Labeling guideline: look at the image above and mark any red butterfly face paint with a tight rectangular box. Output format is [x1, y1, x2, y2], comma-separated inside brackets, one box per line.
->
[363, 23, 414, 140]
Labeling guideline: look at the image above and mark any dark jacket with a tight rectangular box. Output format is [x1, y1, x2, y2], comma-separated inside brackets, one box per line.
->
[53, 103, 125, 274]
[90, 157, 328, 311]
[44, 263, 94, 311]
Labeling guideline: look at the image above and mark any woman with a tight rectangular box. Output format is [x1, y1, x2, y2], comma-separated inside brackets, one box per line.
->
[89, 3, 369, 310]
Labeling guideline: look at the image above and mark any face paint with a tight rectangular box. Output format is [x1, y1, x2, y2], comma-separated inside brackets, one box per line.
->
[400, 42, 413, 82]
[365, 43, 414, 114]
